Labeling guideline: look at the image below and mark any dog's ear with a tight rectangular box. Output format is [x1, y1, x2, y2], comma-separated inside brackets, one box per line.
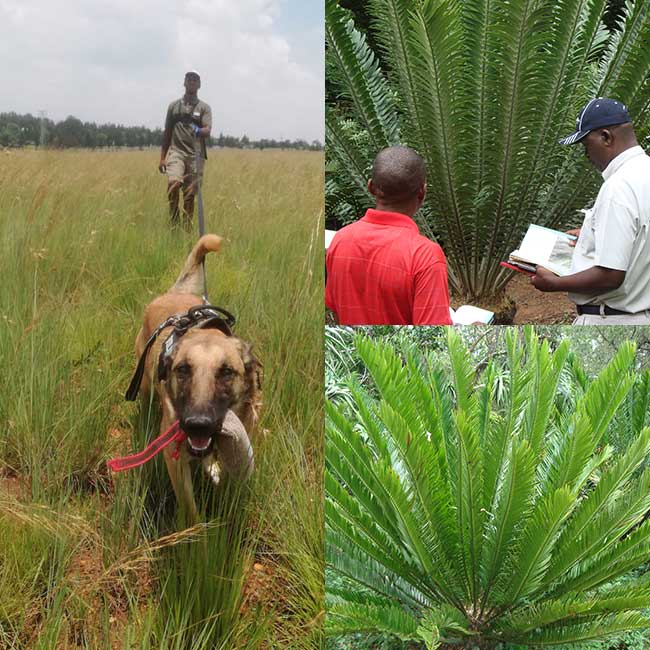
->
[237, 339, 262, 391]
[157, 334, 179, 383]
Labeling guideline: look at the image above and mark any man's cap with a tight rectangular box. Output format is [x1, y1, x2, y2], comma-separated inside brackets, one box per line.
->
[185, 70, 201, 79]
[559, 97, 630, 145]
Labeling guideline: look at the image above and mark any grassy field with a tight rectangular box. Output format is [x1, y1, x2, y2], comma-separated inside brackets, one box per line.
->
[0, 148, 324, 648]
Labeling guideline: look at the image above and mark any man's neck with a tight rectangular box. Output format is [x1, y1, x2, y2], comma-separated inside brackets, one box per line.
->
[374, 202, 417, 218]
[602, 142, 640, 175]
[183, 92, 198, 103]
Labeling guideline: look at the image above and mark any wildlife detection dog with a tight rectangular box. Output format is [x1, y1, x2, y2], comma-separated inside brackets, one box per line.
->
[134, 234, 262, 518]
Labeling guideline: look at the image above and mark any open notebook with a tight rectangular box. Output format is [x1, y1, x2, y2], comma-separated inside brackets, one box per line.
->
[502, 224, 577, 276]
[450, 305, 494, 325]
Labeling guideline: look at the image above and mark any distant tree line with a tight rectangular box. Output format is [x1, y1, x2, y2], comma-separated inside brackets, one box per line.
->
[0, 112, 323, 151]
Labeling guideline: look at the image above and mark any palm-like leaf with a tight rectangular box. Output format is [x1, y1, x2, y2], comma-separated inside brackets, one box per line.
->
[326, 0, 650, 299]
[326, 328, 650, 647]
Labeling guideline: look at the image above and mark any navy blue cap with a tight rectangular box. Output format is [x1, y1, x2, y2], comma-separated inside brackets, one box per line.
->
[559, 98, 630, 145]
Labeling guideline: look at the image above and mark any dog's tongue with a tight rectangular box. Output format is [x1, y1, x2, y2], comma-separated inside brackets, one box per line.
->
[188, 435, 212, 451]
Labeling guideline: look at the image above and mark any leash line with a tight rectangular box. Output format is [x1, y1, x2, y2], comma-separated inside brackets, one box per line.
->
[195, 145, 208, 304]
[107, 420, 185, 472]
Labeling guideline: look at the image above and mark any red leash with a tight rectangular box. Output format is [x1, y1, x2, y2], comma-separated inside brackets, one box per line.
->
[107, 420, 187, 472]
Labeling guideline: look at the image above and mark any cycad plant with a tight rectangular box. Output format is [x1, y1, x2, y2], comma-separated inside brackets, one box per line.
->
[326, 0, 650, 301]
[326, 328, 650, 648]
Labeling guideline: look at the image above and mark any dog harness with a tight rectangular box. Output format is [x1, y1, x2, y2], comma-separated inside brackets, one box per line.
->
[124, 304, 236, 401]
[107, 304, 236, 473]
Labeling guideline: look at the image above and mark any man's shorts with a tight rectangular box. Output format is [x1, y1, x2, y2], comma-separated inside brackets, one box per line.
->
[165, 148, 204, 188]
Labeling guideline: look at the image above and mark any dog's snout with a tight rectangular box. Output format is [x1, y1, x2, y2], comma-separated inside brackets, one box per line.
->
[182, 414, 214, 431]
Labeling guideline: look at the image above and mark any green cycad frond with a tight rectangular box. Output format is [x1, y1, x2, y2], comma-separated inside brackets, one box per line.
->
[447, 328, 475, 414]
[454, 409, 484, 606]
[327, 523, 431, 607]
[521, 338, 569, 454]
[355, 338, 467, 601]
[482, 329, 529, 514]
[539, 411, 595, 494]
[325, 110, 372, 200]
[326, 332, 650, 647]
[632, 370, 650, 433]
[326, 600, 422, 642]
[477, 0, 551, 290]
[543, 426, 650, 587]
[497, 486, 576, 605]
[548, 518, 650, 600]
[480, 438, 536, 607]
[405, 1, 470, 283]
[499, 580, 650, 633]
[505, 611, 650, 646]
[599, 0, 650, 104]
[366, 0, 434, 179]
[325, 0, 400, 149]
[580, 340, 636, 443]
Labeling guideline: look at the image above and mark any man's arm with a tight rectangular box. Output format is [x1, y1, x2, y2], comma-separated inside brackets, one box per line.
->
[159, 129, 172, 172]
[198, 104, 212, 139]
[160, 105, 174, 172]
[531, 265, 625, 293]
[413, 260, 453, 325]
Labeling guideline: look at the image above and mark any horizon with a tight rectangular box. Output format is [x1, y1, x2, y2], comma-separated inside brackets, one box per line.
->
[0, 110, 323, 145]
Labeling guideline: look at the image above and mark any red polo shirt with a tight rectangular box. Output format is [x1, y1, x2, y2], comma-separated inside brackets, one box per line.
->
[325, 209, 452, 325]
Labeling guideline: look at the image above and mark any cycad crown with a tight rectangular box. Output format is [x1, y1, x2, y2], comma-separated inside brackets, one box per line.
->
[327, 327, 650, 648]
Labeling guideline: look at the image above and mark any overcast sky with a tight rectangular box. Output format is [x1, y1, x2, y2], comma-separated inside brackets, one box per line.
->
[0, 0, 324, 142]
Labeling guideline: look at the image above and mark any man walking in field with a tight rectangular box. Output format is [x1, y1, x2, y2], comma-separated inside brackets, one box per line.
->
[325, 146, 452, 325]
[159, 70, 212, 228]
[531, 98, 650, 324]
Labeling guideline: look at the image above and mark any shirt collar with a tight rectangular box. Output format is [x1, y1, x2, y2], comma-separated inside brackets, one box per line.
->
[362, 208, 420, 233]
[602, 145, 644, 181]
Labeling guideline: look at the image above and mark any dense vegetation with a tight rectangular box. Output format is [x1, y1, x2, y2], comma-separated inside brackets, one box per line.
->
[0, 148, 324, 648]
[0, 111, 323, 151]
[326, 326, 650, 649]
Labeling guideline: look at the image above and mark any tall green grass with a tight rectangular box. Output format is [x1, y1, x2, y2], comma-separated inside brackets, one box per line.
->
[0, 148, 324, 648]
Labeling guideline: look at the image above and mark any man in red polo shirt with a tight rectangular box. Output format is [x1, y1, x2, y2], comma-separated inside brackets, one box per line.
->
[325, 146, 452, 325]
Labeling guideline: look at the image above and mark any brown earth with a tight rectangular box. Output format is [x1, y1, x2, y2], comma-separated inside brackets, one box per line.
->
[505, 273, 575, 325]
[241, 560, 278, 616]
[0, 474, 28, 501]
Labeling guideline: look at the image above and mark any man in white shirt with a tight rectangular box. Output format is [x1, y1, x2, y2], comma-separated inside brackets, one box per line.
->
[531, 98, 650, 324]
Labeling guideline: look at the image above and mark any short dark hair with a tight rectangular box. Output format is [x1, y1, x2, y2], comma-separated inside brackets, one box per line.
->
[371, 146, 426, 201]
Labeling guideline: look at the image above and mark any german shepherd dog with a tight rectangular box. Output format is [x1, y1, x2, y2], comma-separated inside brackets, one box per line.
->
[134, 234, 261, 518]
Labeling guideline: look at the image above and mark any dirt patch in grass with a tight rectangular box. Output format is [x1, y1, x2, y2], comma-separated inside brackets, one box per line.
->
[0, 470, 28, 501]
[63, 541, 154, 649]
[241, 559, 279, 616]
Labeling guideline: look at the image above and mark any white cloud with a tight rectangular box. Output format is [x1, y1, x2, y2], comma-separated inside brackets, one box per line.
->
[0, 0, 323, 141]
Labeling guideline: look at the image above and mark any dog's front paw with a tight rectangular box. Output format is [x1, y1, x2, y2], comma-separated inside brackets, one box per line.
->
[203, 457, 222, 486]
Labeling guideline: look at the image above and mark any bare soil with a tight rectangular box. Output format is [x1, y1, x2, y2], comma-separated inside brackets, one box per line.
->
[506, 273, 575, 325]
[0, 470, 28, 500]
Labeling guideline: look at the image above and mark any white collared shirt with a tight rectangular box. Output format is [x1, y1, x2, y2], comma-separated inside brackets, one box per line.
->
[570, 145, 650, 313]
